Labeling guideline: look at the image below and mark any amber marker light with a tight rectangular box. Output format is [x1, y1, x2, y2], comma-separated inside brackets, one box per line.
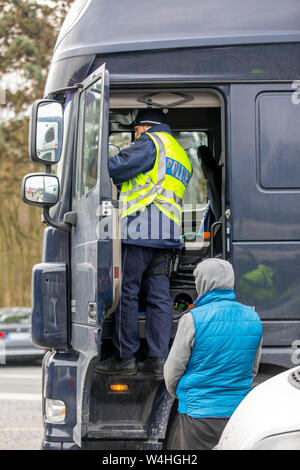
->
[109, 384, 129, 392]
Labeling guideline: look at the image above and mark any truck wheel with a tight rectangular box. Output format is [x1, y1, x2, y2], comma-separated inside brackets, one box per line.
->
[164, 412, 181, 449]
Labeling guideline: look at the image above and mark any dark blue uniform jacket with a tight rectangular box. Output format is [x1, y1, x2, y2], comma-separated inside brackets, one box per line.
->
[108, 124, 183, 249]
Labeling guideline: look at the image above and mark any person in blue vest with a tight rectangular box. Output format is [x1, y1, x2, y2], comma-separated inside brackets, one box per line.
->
[95, 108, 192, 378]
[164, 258, 263, 450]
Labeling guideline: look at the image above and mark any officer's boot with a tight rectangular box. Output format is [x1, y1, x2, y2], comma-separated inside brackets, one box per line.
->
[94, 355, 137, 375]
[137, 357, 166, 379]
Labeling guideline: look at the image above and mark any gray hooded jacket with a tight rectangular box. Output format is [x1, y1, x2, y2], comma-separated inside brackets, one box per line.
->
[164, 258, 263, 398]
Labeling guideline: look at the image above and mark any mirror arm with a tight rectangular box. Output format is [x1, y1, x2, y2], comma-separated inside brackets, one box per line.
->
[47, 84, 83, 101]
[42, 207, 71, 232]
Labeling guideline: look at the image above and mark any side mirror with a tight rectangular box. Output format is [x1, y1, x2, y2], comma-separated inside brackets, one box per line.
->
[22, 173, 60, 207]
[29, 100, 63, 164]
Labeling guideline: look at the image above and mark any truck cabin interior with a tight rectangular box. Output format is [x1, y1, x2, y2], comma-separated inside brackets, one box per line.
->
[108, 90, 223, 313]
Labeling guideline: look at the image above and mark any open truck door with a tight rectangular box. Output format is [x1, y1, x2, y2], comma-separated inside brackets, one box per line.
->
[71, 64, 120, 324]
[70, 63, 121, 445]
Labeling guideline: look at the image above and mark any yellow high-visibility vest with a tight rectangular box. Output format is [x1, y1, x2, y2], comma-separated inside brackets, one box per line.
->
[120, 132, 192, 226]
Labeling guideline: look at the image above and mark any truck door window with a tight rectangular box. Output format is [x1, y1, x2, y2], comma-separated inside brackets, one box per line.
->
[258, 93, 300, 189]
[75, 78, 102, 198]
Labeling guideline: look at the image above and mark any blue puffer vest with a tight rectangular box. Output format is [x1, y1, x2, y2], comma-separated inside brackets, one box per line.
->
[176, 289, 262, 418]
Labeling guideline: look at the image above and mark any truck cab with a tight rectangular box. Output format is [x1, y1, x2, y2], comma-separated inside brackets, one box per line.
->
[22, 0, 300, 450]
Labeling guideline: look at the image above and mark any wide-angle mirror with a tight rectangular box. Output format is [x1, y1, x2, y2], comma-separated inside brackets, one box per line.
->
[22, 173, 60, 207]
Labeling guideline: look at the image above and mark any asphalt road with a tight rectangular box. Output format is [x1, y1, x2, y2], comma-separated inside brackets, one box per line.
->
[0, 362, 276, 451]
[0, 363, 43, 450]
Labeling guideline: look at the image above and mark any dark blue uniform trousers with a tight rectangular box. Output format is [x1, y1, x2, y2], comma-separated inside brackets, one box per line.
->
[112, 244, 174, 358]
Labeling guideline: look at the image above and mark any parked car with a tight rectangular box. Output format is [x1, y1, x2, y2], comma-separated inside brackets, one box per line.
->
[0, 307, 46, 363]
[216, 366, 300, 450]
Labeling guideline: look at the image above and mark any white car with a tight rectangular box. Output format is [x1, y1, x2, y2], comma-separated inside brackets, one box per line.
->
[216, 366, 300, 450]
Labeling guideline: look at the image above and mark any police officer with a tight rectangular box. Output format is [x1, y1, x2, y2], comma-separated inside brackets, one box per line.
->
[95, 109, 192, 378]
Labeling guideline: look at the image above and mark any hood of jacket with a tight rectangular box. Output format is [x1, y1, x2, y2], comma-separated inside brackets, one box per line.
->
[193, 258, 235, 297]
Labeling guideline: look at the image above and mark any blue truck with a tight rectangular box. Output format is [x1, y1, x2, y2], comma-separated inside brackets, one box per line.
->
[22, 0, 300, 450]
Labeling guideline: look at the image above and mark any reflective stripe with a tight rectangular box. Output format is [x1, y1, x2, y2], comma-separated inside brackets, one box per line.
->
[138, 120, 163, 125]
[123, 185, 182, 206]
[121, 195, 156, 217]
[155, 194, 182, 214]
[122, 132, 166, 196]
[124, 182, 155, 201]
[147, 132, 166, 185]
[156, 187, 182, 206]
[122, 192, 182, 219]
[122, 189, 183, 220]
[122, 198, 182, 229]
[154, 201, 181, 226]
[123, 187, 157, 209]
[121, 132, 166, 210]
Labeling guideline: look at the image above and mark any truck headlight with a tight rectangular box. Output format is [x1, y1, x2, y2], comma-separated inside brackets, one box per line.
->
[45, 399, 66, 423]
[250, 431, 300, 450]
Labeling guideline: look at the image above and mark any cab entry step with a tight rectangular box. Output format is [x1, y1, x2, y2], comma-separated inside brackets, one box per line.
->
[89, 375, 163, 439]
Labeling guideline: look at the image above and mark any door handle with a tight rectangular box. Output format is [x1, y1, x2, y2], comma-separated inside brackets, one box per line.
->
[63, 211, 77, 226]
[88, 302, 97, 323]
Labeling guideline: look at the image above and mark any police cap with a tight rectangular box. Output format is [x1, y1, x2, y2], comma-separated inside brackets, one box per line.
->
[134, 109, 167, 127]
